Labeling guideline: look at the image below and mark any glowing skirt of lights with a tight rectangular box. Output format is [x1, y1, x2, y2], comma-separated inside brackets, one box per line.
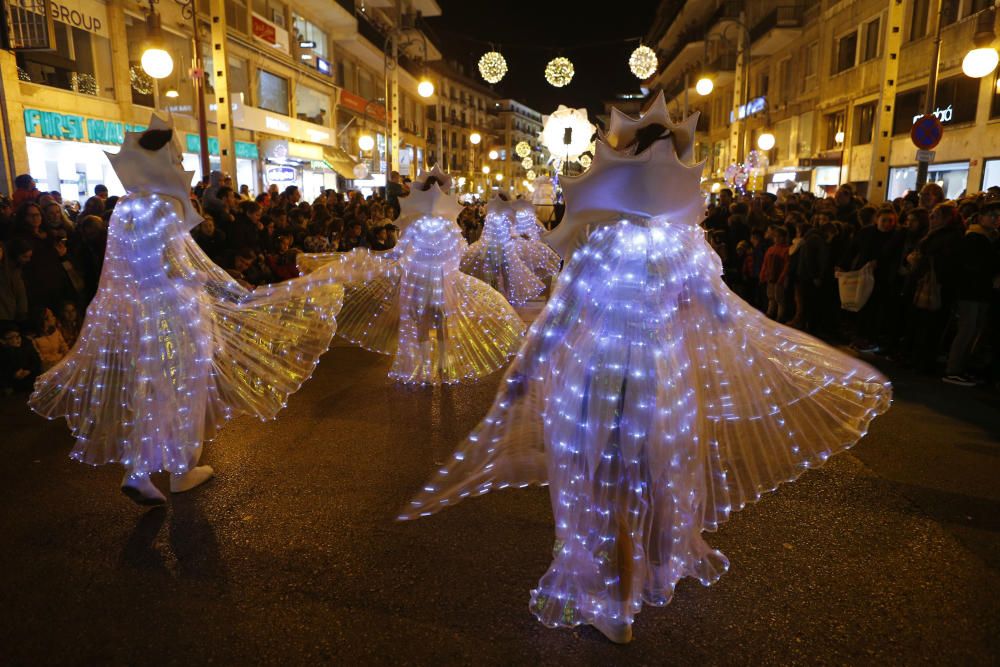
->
[300, 216, 525, 384]
[30, 194, 344, 475]
[512, 237, 561, 281]
[402, 218, 892, 632]
[461, 212, 545, 305]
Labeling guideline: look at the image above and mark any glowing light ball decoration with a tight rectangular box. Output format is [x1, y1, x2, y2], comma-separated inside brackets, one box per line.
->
[515, 141, 532, 158]
[544, 57, 575, 87]
[526, 169, 537, 180]
[540, 105, 595, 163]
[521, 156, 534, 169]
[578, 154, 592, 169]
[478, 51, 508, 84]
[629, 45, 658, 79]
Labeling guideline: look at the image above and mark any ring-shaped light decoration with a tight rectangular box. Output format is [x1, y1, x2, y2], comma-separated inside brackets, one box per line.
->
[478, 51, 508, 84]
[521, 156, 533, 169]
[526, 169, 536, 180]
[539, 105, 595, 162]
[515, 141, 532, 158]
[544, 57, 575, 87]
[629, 45, 658, 79]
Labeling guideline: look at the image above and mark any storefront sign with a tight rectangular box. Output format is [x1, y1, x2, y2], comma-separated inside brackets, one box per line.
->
[252, 13, 277, 44]
[234, 103, 334, 147]
[265, 166, 296, 183]
[15, 0, 109, 38]
[316, 58, 332, 76]
[339, 90, 385, 120]
[184, 134, 259, 160]
[23, 108, 144, 144]
[912, 105, 953, 126]
[730, 96, 767, 122]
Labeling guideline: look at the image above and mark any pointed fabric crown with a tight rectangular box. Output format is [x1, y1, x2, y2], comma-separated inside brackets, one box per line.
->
[397, 164, 464, 229]
[543, 91, 706, 259]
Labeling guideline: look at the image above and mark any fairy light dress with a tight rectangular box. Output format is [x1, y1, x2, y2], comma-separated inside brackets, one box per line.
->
[30, 118, 343, 476]
[401, 94, 892, 640]
[299, 168, 524, 384]
[511, 200, 561, 281]
[460, 198, 546, 305]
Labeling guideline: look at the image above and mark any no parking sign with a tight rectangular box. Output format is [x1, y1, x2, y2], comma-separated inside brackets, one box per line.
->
[911, 114, 944, 150]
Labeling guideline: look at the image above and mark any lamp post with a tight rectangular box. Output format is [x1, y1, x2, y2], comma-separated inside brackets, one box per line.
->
[696, 16, 752, 164]
[141, 0, 210, 182]
[470, 131, 481, 194]
[916, 2, 998, 191]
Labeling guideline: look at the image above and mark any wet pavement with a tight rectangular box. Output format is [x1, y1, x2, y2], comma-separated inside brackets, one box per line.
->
[1, 344, 997, 665]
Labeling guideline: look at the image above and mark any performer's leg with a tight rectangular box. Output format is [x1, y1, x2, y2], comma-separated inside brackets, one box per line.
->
[169, 443, 214, 493]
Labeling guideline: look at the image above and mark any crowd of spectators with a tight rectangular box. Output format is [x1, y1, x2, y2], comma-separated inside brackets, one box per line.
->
[0, 170, 493, 393]
[704, 182, 1000, 388]
[4, 166, 997, 393]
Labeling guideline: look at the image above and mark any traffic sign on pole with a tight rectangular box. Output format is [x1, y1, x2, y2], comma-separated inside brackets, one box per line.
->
[915, 149, 936, 163]
[911, 114, 944, 150]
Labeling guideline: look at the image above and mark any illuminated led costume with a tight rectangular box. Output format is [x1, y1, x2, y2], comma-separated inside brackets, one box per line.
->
[401, 93, 892, 643]
[511, 199, 561, 281]
[298, 167, 524, 384]
[460, 197, 546, 305]
[30, 116, 344, 505]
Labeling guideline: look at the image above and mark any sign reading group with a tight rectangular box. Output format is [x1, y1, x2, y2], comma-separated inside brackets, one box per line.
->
[24, 109, 145, 145]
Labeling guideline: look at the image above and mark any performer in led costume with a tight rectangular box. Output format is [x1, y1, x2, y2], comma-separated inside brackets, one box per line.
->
[400, 93, 892, 643]
[510, 199, 561, 281]
[460, 196, 545, 305]
[298, 167, 524, 384]
[30, 116, 344, 506]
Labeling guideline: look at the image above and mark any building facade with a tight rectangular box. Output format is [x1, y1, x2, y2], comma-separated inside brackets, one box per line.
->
[646, 0, 1000, 200]
[493, 98, 547, 198]
[0, 0, 437, 199]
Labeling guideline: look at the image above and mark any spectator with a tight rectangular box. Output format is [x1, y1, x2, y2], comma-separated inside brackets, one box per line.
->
[0, 240, 29, 323]
[192, 215, 227, 264]
[0, 321, 41, 394]
[760, 225, 790, 321]
[369, 225, 392, 251]
[94, 184, 109, 200]
[918, 182, 945, 211]
[266, 233, 299, 281]
[227, 248, 272, 288]
[238, 184, 252, 201]
[30, 306, 69, 371]
[227, 200, 262, 254]
[72, 215, 107, 303]
[57, 300, 82, 349]
[12, 174, 41, 208]
[80, 196, 105, 221]
[794, 222, 832, 335]
[338, 220, 366, 251]
[847, 206, 905, 353]
[386, 171, 404, 219]
[303, 221, 332, 253]
[0, 196, 13, 241]
[942, 194, 1000, 385]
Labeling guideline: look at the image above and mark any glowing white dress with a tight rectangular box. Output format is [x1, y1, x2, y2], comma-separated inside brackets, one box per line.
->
[460, 198, 545, 305]
[511, 200, 561, 281]
[401, 94, 892, 638]
[30, 118, 343, 475]
[299, 168, 524, 384]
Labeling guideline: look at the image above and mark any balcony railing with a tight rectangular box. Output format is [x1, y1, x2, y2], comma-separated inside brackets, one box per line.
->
[750, 5, 805, 43]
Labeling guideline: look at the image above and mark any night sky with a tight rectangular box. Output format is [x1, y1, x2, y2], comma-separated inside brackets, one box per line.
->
[424, 0, 662, 123]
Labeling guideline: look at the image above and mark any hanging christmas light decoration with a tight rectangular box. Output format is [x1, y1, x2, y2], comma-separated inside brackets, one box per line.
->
[515, 141, 532, 158]
[629, 45, 658, 79]
[17, 66, 31, 82]
[526, 169, 536, 180]
[544, 57, 574, 87]
[72, 73, 98, 96]
[478, 51, 508, 84]
[540, 105, 595, 163]
[130, 66, 154, 95]
[578, 154, 592, 169]
[521, 156, 533, 169]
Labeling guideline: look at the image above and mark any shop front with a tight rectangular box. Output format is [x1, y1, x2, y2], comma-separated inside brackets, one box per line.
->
[180, 134, 260, 191]
[888, 161, 969, 200]
[23, 107, 146, 200]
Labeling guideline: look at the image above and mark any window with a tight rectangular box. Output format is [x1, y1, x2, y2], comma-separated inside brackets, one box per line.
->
[296, 85, 329, 125]
[257, 70, 289, 115]
[228, 57, 250, 105]
[992, 69, 1000, 119]
[292, 14, 328, 59]
[778, 58, 793, 104]
[893, 88, 924, 134]
[933, 75, 980, 124]
[17, 3, 115, 99]
[802, 42, 817, 89]
[253, 0, 286, 26]
[825, 111, 845, 149]
[833, 31, 858, 74]
[226, 0, 249, 33]
[797, 111, 814, 155]
[910, 0, 930, 40]
[862, 17, 880, 61]
[853, 102, 876, 144]
[969, 0, 993, 15]
[358, 69, 376, 100]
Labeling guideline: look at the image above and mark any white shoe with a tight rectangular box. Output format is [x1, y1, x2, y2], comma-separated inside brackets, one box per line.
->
[169, 465, 215, 493]
[121, 473, 167, 506]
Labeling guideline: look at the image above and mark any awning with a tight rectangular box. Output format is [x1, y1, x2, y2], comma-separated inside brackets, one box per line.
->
[323, 147, 361, 179]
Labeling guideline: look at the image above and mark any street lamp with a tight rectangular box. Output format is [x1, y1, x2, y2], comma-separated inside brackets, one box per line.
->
[488, 149, 499, 160]
[140, 5, 173, 79]
[963, 8, 998, 78]
[358, 134, 375, 152]
[834, 130, 845, 144]
[417, 78, 435, 98]
[757, 131, 775, 151]
[695, 76, 714, 96]
[495, 173, 503, 182]
[697, 18, 753, 162]
[469, 132, 481, 145]
[482, 165, 490, 175]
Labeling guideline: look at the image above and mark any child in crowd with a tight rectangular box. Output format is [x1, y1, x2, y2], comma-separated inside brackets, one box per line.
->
[0, 321, 41, 394]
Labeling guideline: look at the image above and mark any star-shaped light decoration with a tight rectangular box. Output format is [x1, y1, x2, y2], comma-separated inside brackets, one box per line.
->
[397, 164, 464, 231]
[539, 106, 595, 164]
[543, 91, 705, 260]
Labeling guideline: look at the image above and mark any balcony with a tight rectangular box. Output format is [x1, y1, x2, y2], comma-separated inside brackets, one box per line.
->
[750, 5, 805, 56]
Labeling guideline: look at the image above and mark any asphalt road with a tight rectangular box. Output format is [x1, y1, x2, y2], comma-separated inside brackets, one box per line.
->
[1, 341, 997, 665]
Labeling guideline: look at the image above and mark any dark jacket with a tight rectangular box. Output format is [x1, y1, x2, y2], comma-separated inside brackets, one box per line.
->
[0, 339, 41, 392]
[912, 221, 965, 299]
[797, 228, 831, 284]
[953, 226, 1000, 302]
[848, 225, 905, 284]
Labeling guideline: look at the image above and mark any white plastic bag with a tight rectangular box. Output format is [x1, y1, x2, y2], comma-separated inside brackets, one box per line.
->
[837, 262, 875, 312]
